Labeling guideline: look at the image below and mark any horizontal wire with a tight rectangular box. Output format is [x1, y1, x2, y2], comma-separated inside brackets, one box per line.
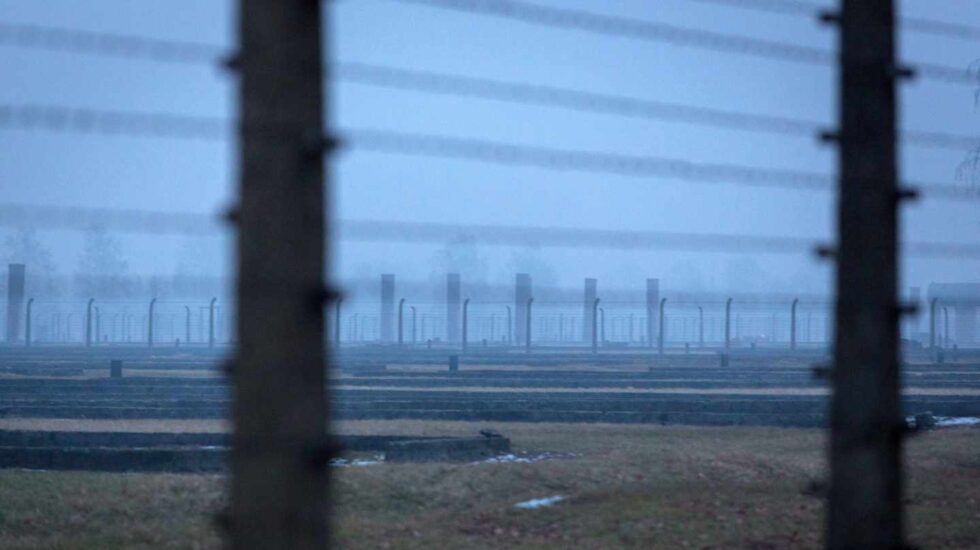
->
[0, 103, 227, 140]
[684, 0, 980, 43]
[1, 202, 978, 259]
[339, 62, 979, 151]
[347, 129, 980, 200]
[0, 203, 225, 236]
[1, 103, 977, 200]
[2, 10, 976, 87]
[683, 0, 822, 17]
[380, 0, 976, 85]
[337, 62, 820, 137]
[346, 128, 833, 191]
[0, 21, 225, 64]
[384, 0, 832, 63]
[0, 21, 975, 149]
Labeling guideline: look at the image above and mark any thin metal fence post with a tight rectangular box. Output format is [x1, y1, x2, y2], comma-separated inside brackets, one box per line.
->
[85, 298, 94, 348]
[147, 298, 156, 348]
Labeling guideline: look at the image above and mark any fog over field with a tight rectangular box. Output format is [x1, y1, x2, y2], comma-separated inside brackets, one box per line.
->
[2, 0, 978, 299]
[1, 1, 979, 549]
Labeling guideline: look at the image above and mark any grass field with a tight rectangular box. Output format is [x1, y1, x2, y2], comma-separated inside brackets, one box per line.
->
[0, 422, 977, 549]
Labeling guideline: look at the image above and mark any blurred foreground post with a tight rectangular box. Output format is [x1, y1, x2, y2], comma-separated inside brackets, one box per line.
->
[232, 1, 329, 548]
[828, 1, 904, 547]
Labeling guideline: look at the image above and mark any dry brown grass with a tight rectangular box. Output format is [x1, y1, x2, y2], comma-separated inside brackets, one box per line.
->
[0, 422, 977, 549]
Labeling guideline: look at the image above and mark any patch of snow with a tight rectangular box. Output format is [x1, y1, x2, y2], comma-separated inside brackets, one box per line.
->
[329, 455, 383, 467]
[935, 416, 980, 427]
[514, 495, 565, 509]
[475, 451, 577, 465]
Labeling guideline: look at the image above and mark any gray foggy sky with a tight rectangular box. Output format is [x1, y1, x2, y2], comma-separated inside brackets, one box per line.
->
[0, 0, 978, 296]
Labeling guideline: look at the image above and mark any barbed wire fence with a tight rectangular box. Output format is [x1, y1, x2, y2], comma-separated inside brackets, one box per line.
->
[0, 0, 977, 547]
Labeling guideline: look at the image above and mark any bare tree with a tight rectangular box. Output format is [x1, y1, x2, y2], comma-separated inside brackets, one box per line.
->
[75, 227, 130, 299]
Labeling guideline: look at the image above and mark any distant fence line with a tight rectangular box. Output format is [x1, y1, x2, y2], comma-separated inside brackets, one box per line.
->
[6, 295, 969, 349]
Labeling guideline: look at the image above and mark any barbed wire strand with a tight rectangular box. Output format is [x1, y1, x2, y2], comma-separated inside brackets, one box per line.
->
[684, 0, 980, 43]
[1, 103, 977, 201]
[2, 12, 976, 86]
[346, 129, 980, 200]
[1, 202, 978, 259]
[0, 21, 225, 64]
[380, 0, 977, 85]
[339, 62, 979, 151]
[0, 23, 975, 147]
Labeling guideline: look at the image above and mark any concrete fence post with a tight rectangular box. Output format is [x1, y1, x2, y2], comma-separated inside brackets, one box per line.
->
[462, 298, 470, 351]
[85, 298, 95, 348]
[147, 298, 157, 348]
[583, 278, 597, 343]
[505, 305, 512, 346]
[929, 297, 938, 353]
[185, 306, 192, 344]
[25, 298, 34, 347]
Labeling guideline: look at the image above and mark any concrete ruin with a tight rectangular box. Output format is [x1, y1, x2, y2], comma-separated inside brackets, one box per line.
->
[928, 283, 980, 347]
